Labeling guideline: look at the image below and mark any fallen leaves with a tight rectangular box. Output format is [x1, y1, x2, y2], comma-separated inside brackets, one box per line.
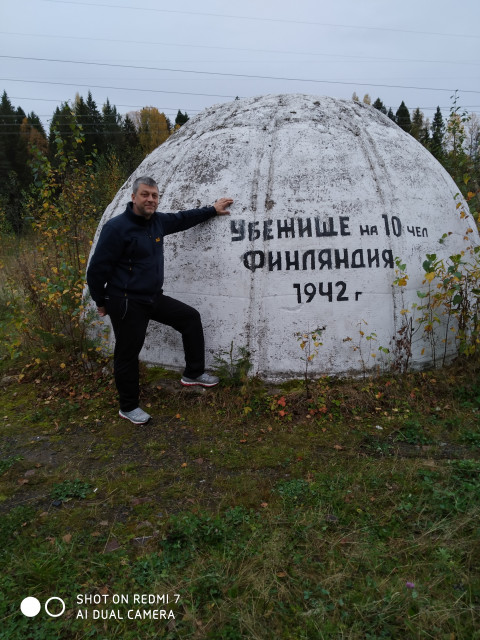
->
[103, 538, 121, 553]
[131, 497, 150, 506]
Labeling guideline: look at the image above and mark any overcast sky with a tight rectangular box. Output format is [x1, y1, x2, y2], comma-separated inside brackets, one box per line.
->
[1, 0, 479, 131]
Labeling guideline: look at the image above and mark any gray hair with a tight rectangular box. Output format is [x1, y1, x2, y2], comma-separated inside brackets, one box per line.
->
[132, 176, 158, 194]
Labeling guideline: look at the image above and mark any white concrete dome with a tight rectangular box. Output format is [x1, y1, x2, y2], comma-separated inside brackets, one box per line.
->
[91, 94, 479, 379]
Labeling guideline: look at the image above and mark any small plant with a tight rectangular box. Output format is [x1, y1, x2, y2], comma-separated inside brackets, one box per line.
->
[51, 479, 92, 501]
[274, 478, 313, 504]
[419, 460, 480, 515]
[391, 257, 421, 372]
[393, 237, 480, 368]
[460, 430, 480, 448]
[343, 320, 382, 378]
[455, 383, 480, 408]
[416, 250, 480, 363]
[0, 505, 35, 541]
[395, 419, 433, 445]
[295, 325, 326, 393]
[213, 341, 252, 387]
[0, 455, 23, 475]
[270, 394, 289, 420]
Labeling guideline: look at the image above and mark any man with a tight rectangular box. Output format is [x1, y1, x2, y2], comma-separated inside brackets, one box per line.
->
[87, 176, 233, 425]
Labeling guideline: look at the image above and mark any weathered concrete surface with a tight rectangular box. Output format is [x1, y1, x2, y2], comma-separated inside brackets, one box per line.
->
[89, 94, 479, 379]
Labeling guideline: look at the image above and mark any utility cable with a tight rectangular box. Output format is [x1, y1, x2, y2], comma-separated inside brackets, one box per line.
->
[2, 55, 480, 94]
[42, 0, 480, 40]
[1, 31, 479, 68]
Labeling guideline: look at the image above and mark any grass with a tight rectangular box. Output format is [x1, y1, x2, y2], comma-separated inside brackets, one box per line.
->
[0, 351, 480, 639]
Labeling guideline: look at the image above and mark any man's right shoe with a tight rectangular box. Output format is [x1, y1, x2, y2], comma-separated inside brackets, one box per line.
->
[119, 407, 151, 425]
[180, 372, 219, 388]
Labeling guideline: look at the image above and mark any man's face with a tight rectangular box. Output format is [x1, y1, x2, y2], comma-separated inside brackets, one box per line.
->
[132, 184, 159, 219]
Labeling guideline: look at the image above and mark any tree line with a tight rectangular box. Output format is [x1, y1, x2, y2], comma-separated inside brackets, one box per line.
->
[355, 92, 479, 211]
[0, 90, 189, 233]
[0, 89, 478, 235]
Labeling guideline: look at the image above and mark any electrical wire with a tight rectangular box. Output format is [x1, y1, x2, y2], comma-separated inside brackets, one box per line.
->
[6, 96, 202, 113]
[0, 77, 236, 100]
[2, 55, 480, 94]
[42, 0, 480, 40]
[1, 30, 479, 68]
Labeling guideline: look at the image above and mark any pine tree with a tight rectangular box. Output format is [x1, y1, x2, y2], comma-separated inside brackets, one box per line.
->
[19, 115, 48, 158]
[120, 115, 143, 174]
[73, 95, 89, 159]
[85, 91, 103, 155]
[396, 101, 411, 134]
[373, 98, 387, 115]
[0, 91, 18, 180]
[175, 110, 189, 127]
[0, 94, 26, 176]
[49, 102, 76, 159]
[27, 112, 46, 138]
[121, 114, 139, 148]
[387, 107, 396, 122]
[410, 108, 426, 141]
[430, 107, 445, 159]
[102, 98, 123, 153]
[422, 119, 431, 147]
[0, 92, 32, 232]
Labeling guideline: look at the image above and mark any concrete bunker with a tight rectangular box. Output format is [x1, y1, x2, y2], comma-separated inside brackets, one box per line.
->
[89, 94, 479, 379]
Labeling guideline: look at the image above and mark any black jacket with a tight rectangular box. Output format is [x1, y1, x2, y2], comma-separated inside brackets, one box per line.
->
[86, 202, 216, 306]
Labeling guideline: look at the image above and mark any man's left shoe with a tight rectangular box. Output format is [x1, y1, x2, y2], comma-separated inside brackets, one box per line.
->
[119, 407, 151, 424]
[180, 372, 219, 388]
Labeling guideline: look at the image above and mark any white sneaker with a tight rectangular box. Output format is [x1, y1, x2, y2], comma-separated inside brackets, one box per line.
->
[180, 373, 219, 388]
[119, 407, 151, 424]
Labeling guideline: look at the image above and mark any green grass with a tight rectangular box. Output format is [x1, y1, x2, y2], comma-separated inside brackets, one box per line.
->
[0, 354, 480, 639]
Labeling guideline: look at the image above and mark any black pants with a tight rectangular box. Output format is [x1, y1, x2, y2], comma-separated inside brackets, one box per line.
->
[106, 294, 205, 411]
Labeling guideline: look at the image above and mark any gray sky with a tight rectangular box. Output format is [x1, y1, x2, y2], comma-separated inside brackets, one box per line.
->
[1, 0, 480, 132]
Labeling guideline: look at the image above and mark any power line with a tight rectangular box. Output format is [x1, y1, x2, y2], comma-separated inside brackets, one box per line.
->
[2, 105, 480, 119]
[0, 77, 236, 100]
[2, 30, 479, 68]
[7, 96, 202, 112]
[3, 90, 480, 120]
[2, 104, 479, 125]
[0, 130, 174, 134]
[4, 85, 480, 119]
[3, 55, 480, 95]
[43, 0, 480, 40]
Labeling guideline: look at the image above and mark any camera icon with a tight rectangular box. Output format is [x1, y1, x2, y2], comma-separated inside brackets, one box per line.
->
[20, 596, 66, 618]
